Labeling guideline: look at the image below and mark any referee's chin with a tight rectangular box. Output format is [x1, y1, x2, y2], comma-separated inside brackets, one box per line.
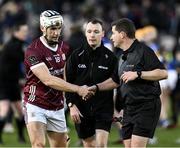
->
[113, 43, 118, 48]
[89, 44, 99, 50]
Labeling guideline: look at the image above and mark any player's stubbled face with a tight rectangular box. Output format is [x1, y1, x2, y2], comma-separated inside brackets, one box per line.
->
[46, 25, 62, 42]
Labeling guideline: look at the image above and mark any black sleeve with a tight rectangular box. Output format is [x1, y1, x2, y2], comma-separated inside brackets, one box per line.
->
[111, 60, 120, 84]
[65, 51, 77, 105]
[143, 47, 165, 70]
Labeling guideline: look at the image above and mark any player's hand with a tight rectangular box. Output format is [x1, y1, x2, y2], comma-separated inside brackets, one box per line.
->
[69, 104, 83, 124]
[88, 85, 98, 93]
[77, 85, 95, 100]
[83, 85, 99, 100]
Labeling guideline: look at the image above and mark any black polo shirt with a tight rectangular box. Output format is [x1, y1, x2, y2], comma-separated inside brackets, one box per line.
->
[112, 40, 165, 105]
[65, 42, 117, 116]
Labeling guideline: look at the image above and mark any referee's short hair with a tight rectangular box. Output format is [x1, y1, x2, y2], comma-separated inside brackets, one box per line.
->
[87, 18, 104, 30]
[111, 18, 136, 39]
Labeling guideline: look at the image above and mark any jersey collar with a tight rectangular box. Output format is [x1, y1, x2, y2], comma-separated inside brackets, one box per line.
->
[40, 36, 58, 52]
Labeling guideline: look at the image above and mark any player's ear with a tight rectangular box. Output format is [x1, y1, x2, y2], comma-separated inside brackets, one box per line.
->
[40, 25, 45, 32]
[40, 26, 47, 36]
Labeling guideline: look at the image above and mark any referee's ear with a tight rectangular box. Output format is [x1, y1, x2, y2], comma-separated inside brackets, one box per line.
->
[102, 30, 105, 38]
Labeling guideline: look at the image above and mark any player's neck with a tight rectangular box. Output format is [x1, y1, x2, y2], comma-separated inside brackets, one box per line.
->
[40, 36, 58, 52]
[42, 36, 57, 48]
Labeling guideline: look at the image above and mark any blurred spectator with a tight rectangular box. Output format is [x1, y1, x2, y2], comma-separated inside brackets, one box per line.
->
[0, 21, 29, 144]
[135, 28, 145, 42]
[67, 23, 86, 51]
[0, 0, 27, 44]
[169, 48, 180, 127]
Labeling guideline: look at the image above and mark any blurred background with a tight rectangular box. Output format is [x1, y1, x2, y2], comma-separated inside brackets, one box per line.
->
[0, 0, 180, 147]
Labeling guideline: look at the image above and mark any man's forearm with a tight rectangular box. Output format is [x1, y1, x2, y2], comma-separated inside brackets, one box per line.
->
[45, 75, 80, 93]
[141, 69, 168, 81]
[97, 78, 119, 91]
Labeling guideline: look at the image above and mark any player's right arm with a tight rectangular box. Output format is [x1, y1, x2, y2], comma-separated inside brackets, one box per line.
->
[31, 62, 87, 95]
[31, 63, 80, 92]
[25, 46, 93, 98]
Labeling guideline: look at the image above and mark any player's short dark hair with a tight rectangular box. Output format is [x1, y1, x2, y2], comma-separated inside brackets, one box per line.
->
[87, 18, 104, 30]
[111, 18, 136, 39]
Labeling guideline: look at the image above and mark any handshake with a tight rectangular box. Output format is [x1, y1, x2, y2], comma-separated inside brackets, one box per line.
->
[77, 85, 98, 100]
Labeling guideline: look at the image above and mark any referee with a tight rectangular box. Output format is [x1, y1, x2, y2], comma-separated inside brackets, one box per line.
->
[65, 19, 117, 147]
[89, 18, 168, 148]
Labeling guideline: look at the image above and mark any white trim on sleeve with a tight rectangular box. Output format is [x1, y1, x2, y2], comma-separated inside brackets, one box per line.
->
[30, 62, 46, 70]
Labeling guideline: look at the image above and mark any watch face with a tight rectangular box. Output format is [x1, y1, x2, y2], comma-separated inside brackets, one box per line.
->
[68, 103, 73, 107]
[137, 71, 142, 79]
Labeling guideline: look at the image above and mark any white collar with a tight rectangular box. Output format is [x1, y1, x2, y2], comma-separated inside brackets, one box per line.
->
[40, 36, 58, 52]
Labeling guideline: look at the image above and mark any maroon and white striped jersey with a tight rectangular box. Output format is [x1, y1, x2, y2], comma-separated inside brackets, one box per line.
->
[23, 37, 71, 110]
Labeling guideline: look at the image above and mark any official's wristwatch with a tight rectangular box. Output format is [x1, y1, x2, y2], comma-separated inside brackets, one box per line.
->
[137, 70, 142, 79]
[68, 102, 73, 108]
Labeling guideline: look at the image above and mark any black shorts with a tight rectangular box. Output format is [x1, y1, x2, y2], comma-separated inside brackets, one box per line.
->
[75, 113, 112, 139]
[0, 84, 21, 102]
[122, 98, 161, 139]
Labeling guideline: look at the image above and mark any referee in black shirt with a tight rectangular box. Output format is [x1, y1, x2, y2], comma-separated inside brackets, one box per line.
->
[65, 19, 117, 147]
[89, 18, 168, 148]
